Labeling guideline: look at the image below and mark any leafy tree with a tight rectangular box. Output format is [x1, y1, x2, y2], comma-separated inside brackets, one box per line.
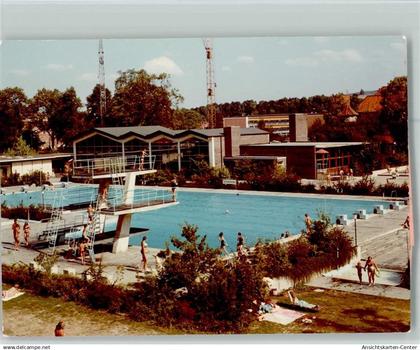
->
[5, 136, 36, 156]
[111, 69, 183, 127]
[51, 87, 85, 147]
[379, 76, 408, 151]
[86, 84, 113, 127]
[22, 128, 44, 151]
[0, 87, 28, 151]
[171, 108, 204, 129]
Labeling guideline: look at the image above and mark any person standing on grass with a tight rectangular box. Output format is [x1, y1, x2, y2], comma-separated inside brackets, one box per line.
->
[12, 218, 20, 250]
[304, 213, 312, 235]
[141, 236, 148, 271]
[356, 261, 363, 284]
[23, 221, 31, 247]
[54, 321, 65, 336]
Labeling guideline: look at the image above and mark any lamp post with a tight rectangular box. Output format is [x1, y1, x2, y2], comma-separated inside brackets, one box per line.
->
[353, 213, 358, 247]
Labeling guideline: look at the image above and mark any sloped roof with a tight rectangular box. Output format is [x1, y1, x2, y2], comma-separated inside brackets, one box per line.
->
[357, 95, 383, 113]
[78, 125, 268, 142]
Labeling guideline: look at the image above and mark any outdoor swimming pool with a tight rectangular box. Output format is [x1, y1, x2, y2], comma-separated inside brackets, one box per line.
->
[127, 190, 388, 249]
[1, 187, 389, 250]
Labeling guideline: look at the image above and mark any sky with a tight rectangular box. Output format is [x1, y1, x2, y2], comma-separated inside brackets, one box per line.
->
[0, 36, 407, 108]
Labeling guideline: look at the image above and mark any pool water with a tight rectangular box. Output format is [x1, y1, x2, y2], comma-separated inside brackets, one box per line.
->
[125, 190, 387, 250]
[1, 187, 388, 250]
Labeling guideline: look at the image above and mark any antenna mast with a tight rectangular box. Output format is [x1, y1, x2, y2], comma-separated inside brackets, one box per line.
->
[203, 38, 216, 129]
[98, 39, 106, 126]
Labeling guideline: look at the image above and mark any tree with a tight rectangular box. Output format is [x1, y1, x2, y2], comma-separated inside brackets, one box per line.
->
[379, 76, 408, 151]
[111, 69, 183, 127]
[29, 88, 62, 150]
[5, 136, 36, 156]
[171, 108, 204, 130]
[51, 87, 85, 148]
[0, 87, 28, 151]
[29, 87, 86, 150]
[86, 84, 113, 127]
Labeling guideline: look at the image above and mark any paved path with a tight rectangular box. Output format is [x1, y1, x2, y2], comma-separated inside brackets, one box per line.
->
[343, 207, 409, 270]
[307, 275, 410, 300]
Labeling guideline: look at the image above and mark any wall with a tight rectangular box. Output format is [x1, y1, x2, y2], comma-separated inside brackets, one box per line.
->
[11, 160, 53, 176]
[240, 133, 270, 145]
[241, 145, 316, 179]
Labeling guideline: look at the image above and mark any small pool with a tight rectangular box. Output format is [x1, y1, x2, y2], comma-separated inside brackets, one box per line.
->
[1, 187, 389, 250]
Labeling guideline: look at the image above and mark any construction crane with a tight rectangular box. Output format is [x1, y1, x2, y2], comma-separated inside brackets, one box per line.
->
[203, 38, 216, 129]
[98, 39, 106, 126]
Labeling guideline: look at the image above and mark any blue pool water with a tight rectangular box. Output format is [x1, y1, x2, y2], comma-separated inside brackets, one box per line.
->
[127, 191, 388, 249]
[1, 187, 389, 250]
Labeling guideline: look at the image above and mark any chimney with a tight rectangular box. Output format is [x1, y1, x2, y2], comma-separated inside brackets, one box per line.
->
[224, 126, 241, 157]
[289, 114, 308, 142]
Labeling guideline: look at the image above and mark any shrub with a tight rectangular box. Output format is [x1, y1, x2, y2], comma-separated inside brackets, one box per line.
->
[1, 203, 51, 221]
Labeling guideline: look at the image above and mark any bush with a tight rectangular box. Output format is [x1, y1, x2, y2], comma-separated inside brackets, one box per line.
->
[1, 203, 51, 221]
[1, 170, 49, 187]
[254, 213, 355, 284]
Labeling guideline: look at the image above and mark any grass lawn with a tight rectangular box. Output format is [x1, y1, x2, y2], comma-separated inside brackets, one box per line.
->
[249, 286, 410, 334]
[2, 285, 410, 336]
[2, 286, 184, 337]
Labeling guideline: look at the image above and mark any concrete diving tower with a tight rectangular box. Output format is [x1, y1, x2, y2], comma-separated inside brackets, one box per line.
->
[72, 155, 178, 253]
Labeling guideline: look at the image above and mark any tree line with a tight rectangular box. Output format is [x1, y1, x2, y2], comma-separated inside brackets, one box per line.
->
[0, 69, 205, 153]
[0, 68, 407, 157]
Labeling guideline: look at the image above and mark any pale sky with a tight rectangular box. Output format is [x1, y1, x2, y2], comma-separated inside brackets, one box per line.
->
[0, 36, 407, 108]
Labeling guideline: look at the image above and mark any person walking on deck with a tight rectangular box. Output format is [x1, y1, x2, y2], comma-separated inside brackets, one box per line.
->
[23, 221, 31, 247]
[140, 236, 149, 271]
[237, 232, 245, 255]
[356, 261, 363, 284]
[364, 256, 379, 286]
[12, 218, 21, 250]
[218, 232, 229, 255]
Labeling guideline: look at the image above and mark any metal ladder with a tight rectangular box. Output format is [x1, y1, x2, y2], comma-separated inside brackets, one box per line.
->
[85, 195, 103, 263]
[46, 189, 64, 254]
[110, 157, 125, 204]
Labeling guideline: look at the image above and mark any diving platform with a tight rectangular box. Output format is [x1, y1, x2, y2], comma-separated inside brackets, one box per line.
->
[100, 200, 178, 215]
[72, 155, 156, 179]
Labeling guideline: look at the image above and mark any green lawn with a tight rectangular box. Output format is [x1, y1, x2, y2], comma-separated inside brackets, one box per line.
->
[2, 285, 410, 336]
[249, 286, 410, 334]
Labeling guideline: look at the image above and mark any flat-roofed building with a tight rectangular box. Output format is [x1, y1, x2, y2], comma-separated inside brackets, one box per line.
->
[0, 153, 72, 180]
[240, 141, 365, 179]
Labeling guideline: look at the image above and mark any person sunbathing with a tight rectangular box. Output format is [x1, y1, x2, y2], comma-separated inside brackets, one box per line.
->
[287, 290, 320, 311]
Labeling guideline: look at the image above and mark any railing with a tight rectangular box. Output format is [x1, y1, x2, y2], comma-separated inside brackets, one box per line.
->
[73, 154, 156, 177]
[101, 188, 176, 213]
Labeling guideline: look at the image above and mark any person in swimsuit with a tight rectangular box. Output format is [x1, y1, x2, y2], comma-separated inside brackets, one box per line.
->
[141, 236, 148, 271]
[139, 149, 147, 170]
[87, 205, 94, 222]
[218, 232, 228, 255]
[171, 178, 178, 201]
[23, 221, 31, 247]
[364, 256, 379, 286]
[304, 213, 312, 235]
[79, 239, 88, 265]
[402, 215, 410, 229]
[355, 261, 363, 284]
[12, 218, 20, 250]
[237, 232, 245, 255]
[54, 321, 65, 336]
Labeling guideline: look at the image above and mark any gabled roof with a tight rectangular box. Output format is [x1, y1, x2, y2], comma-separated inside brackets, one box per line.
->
[357, 95, 383, 113]
[74, 125, 268, 143]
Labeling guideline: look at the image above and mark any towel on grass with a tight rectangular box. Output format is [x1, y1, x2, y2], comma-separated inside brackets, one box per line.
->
[2, 288, 25, 302]
[260, 307, 305, 325]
